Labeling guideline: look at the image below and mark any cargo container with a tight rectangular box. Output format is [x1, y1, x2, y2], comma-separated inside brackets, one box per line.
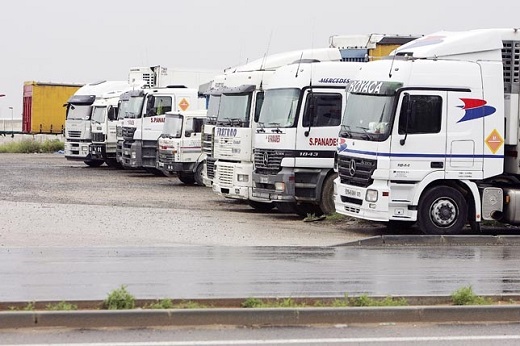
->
[22, 81, 83, 134]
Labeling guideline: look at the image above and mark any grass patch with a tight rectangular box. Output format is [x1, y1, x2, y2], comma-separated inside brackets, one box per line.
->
[325, 212, 347, 222]
[451, 286, 492, 305]
[46, 301, 78, 311]
[143, 299, 209, 309]
[0, 139, 64, 153]
[241, 295, 407, 308]
[103, 285, 135, 310]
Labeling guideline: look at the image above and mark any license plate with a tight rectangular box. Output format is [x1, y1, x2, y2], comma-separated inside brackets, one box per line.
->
[344, 188, 362, 198]
[260, 176, 269, 184]
[255, 192, 270, 199]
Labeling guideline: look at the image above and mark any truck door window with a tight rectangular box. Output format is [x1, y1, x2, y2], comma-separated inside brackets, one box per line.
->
[398, 95, 442, 134]
[254, 92, 264, 123]
[146, 96, 172, 117]
[302, 93, 342, 127]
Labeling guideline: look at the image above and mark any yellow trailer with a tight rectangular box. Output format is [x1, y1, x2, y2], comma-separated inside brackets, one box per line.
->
[329, 34, 422, 62]
[23, 81, 83, 134]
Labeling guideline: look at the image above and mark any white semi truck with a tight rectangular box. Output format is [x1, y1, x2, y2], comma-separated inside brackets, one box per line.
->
[251, 61, 364, 216]
[157, 110, 208, 185]
[121, 86, 205, 175]
[207, 48, 345, 210]
[89, 83, 145, 167]
[334, 28, 520, 235]
[64, 81, 132, 166]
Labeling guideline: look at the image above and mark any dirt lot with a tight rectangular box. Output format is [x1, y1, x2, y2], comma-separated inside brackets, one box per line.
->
[0, 153, 388, 247]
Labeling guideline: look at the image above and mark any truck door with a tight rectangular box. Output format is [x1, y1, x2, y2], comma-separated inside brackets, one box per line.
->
[389, 90, 447, 182]
[296, 90, 343, 168]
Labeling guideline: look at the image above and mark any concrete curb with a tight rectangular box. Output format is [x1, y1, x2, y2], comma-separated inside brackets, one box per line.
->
[339, 235, 520, 247]
[2, 305, 520, 329]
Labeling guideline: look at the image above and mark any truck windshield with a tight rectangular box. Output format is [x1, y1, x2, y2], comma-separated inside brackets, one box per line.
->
[258, 88, 300, 128]
[126, 96, 145, 119]
[162, 114, 183, 138]
[91, 106, 106, 124]
[66, 104, 92, 120]
[217, 93, 251, 127]
[118, 99, 130, 120]
[340, 93, 395, 140]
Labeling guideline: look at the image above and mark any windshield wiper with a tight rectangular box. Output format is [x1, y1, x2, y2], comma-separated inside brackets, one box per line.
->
[340, 125, 352, 138]
[268, 122, 283, 133]
[257, 122, 265, 133]
[357, 126, 373, 140]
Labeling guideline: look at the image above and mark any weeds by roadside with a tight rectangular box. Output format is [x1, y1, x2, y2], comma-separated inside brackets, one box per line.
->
[0, 139, 63, 153]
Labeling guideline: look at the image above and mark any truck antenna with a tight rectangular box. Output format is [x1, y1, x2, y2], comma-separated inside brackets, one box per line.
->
[295, 51, 304, 78]
[260, 30, 274, 71]
[388, 51, 397, 78]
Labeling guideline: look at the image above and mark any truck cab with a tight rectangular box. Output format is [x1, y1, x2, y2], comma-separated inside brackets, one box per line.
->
[121, 86, 203, 175]
[251, 61, 363, 216]
[334, 28, 520, 235]
[64, 81, 131, 166]
[157, 110, 207, 184]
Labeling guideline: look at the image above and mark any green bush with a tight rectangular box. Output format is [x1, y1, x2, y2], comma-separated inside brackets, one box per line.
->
[451, 286, 491, 305]
[103, 285, 135, 310]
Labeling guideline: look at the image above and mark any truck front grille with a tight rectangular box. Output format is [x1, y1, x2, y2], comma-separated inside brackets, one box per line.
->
[67, 130, 81, 138]
[217, 164, 234, 187]
[122, 127, 136, 140]
[206, 157, 216, 179]
[254, 149, 287, 175]
[338, 155, 377, 187]
[91, 133, 105, 142]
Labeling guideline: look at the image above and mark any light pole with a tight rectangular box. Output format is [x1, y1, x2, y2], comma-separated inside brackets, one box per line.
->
[9, 106, 13, 137]
[0, 94, 5, 133]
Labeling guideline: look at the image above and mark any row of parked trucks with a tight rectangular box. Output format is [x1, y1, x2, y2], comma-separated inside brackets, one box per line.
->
[39, 28, 520, 236]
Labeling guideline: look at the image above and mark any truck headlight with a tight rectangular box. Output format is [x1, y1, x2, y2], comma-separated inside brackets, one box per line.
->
[275, 182, 285, 192]
[366, 189, 378, 202]
[237, 174, 248, 182]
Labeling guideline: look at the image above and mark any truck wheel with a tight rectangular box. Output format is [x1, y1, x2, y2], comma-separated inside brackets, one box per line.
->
[318, 174, 337, 215]
[84, 160, 104, 167]
[178, 172, 195, 185]
[248, 200, 275, 212]
[418, 186, 467, 235]
[194, 164, 204, 186]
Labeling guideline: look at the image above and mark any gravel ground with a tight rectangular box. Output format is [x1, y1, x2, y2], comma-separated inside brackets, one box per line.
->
[0, 153, 386, 247]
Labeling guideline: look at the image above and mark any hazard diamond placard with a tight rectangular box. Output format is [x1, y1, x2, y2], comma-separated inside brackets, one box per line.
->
[485, 129, 504, 154]
[179, 98, 190, 111]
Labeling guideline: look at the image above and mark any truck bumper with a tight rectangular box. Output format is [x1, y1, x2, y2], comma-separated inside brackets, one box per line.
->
[251, 168, 296, 203]
[122, 140, 142, 168]
[213, 161, 256, 201]
[333, 177, 417, 222]
[64, 141, 91, 161]
[89, 143, 107, 160]
[157, 161, 195, 174]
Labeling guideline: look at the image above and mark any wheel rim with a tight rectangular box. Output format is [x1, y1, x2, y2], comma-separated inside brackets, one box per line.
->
[429, 197, 458, 228]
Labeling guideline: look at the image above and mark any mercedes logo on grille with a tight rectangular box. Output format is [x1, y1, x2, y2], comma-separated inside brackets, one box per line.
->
[348, 159, 356, 177]
[262, 152, 269, 166]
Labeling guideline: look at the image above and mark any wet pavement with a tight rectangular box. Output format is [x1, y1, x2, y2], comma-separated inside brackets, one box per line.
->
[2, 243, 520, 302]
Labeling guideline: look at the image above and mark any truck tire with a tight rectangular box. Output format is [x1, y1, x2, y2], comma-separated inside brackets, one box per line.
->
[318, 174, 337, 215]
[84, 160, 104, 167]
[194, 164, 204, 186]
[248, 200, 275, 212]
[418, 186, 467, 235]
[178, 172, 195, 185]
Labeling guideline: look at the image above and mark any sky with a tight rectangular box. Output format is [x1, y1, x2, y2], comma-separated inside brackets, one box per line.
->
[1, 0, 519, 119]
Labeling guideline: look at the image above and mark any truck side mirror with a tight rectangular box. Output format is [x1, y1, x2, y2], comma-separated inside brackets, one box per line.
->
[107, 107, 118, 121]
[399, 93, 411, 146]
[185, 130, 193, 137]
